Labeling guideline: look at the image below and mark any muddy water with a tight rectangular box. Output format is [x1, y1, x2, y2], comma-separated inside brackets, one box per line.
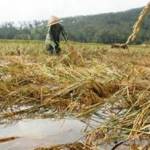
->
[0, 119, 86, 150]
[0, 119, 149, 150]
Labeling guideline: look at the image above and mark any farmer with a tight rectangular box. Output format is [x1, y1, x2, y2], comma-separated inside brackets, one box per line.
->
[45, 16, 67, 54]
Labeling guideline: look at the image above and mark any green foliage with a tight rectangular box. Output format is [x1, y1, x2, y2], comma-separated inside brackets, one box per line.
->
[0, 8, 150, 43]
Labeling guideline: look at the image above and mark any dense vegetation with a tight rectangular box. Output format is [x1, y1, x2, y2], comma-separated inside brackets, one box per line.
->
[0, 8, 150, 43]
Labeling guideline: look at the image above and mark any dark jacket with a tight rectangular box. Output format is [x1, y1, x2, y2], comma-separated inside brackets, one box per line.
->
[49, 23, 67, 43]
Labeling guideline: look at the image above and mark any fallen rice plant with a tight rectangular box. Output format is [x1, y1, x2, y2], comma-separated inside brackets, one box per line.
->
[0, 40, 150, 149]
[126, 2, 150, 44]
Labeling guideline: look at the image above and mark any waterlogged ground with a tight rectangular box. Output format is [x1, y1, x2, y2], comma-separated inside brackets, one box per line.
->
[0, 40, 150, 149]
[0, 118, 149, 150]
[0, 119, 86, 150]
[0, 119, 129, 150]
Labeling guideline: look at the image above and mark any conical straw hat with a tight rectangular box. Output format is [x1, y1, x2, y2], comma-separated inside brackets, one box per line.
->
[48, 16, 62, 26]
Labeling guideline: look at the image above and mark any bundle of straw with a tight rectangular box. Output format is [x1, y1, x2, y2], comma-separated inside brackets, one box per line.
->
[126, 2, 150, 44]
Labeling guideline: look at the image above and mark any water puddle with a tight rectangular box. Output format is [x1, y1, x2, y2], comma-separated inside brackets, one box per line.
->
[0, 118, 149, 150]
[0, 118, 86, 150]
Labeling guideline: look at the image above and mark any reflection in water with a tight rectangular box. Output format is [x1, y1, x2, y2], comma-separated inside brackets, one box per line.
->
[0, 119, 86, 150]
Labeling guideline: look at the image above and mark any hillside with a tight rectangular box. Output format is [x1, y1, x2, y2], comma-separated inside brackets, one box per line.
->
[0, 8, 150, 43]
[63, 8, 150, 43]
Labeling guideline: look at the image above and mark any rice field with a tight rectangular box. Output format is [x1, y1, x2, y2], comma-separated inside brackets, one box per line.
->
[0, 40, 150, 149]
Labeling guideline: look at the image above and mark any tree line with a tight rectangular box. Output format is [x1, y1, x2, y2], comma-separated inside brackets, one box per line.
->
[0, 8, 150, 44]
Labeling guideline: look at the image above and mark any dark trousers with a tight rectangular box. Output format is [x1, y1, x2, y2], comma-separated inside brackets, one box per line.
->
[46, 41, 61, 54]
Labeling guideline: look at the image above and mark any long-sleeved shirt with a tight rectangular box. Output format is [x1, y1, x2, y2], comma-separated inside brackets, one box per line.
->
[48, 23, 67, 43]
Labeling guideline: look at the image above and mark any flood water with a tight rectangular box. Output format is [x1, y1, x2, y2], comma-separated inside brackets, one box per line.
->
[0, 118, 86, 150]
[0, 118, 149, 150]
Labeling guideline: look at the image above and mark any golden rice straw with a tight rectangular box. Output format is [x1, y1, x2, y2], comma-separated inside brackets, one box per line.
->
[126, 2, 150, 44]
